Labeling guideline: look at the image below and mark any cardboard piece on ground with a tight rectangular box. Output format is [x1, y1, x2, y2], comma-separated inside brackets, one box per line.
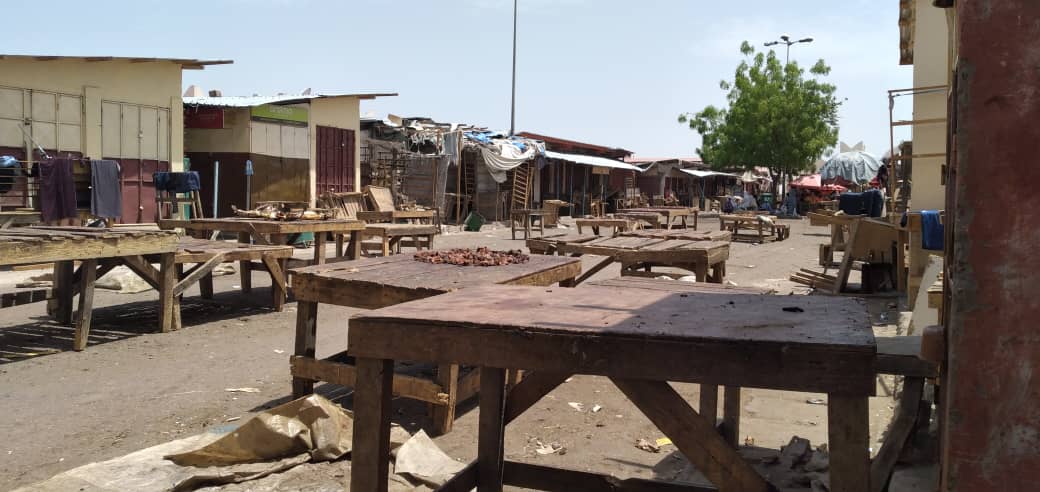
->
[394, 430, 467, 488]
[167, 395, 355, 466]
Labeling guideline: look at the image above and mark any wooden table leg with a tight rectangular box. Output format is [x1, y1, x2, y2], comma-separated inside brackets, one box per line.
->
[381, 236, 390, 257]
[695, 262, 709, 283]
[722, 386, 741, 447]
[699, 384, 718, 427]
[262, 255, 287, 311]
[431, 363, 460, 435]
[158, 252, 178, 332]
[693, 211, 699, 230]
[335, 233, 345, 258]
[237, 232, 252, 293]
[73, 259, 97, 351]
[613, 378, 770, 491]
[351, 357, 394, 492]
[314, 231, 327, 265]
[199, 272, 214, 299]
[51, 260, 75, 325]
[711, 262, 726, 284]
[349, 230, 362, 260]
[828, 394, 871, 492]
[426, 233, 435, 250]
[292, 300, 319, 398]
[478, 367, 508, 492]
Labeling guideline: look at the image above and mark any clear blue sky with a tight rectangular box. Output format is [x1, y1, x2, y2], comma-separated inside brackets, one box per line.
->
[5, 0, 913, 157]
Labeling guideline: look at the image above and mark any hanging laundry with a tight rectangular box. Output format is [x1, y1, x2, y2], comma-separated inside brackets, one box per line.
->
[154, 171, 201, 193]
[90, 160, 122, 219]
[921, 210, 944, 251]
[38, 159, 78, 221]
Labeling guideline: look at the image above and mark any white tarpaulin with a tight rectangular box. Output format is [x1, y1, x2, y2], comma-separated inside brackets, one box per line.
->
[480, 141, 537, 183]
[680, 169, 740, 179]
[545, 150, 643, 172]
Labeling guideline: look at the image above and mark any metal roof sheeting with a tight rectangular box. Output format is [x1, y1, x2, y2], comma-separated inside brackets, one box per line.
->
[680, 169, 740, 179]
[183, 92, 398, 107]
[545, 150, 643, 172]
[0, 54, 232, 70]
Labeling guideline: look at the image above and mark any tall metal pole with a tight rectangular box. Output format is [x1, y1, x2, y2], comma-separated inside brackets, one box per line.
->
[785, 43, 790, 65]
[509, 0, 517, 136]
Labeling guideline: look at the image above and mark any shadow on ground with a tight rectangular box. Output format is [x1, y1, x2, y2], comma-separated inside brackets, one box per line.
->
[0, 288, 283, 364]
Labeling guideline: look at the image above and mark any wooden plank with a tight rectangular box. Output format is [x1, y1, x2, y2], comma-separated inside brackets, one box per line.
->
[828, 395, 871, 492]
[291, 301, 319, 398]
[0, 288, 51, 308]
[478, 367, 508, 492]
[52, 261, 74, 325]
[350, 357, 394, 492]
[172, 253, 225, 296]
[876, 336, 938, 377]
[612, 378, 770, 491]
[870, 377, 925, 492]
[289, 354, 450, 405]
[504, 371, 572, 423]
[560, 255, 613, 287]
[431, 364, 460, 435]
[0, 228, 177, 266]
[73, 259, 97, 351]
[503, 461, 714, 491]
[699, 384, 719, 427]
[120, 255, 161, 290]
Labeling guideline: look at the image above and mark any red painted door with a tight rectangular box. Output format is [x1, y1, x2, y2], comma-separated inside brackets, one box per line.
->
[316, 126, 355, 194]
[116, 159, 169, 223]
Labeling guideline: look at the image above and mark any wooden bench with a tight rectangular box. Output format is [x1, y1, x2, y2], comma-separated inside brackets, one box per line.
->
[359, 223, 437, 256]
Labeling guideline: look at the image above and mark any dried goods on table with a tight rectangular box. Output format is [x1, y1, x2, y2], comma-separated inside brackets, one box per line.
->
[413, 247, 529, 266]
[231, 203, 333, 221]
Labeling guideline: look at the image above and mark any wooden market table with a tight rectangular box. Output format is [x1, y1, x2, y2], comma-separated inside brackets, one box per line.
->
[529, 232, 731, 285]
[159, 217, 365, 293]
[288, 253, 582, 434]
[347, 284, 876, 492]
[158, 238, 295, 322]
[574, 217, 636, 236]
[356, 209, 437, 225]
[360, 223, 437, 256]
[0, 227, 178, 350]
[718, 214, 788, 243]
[614, 211, 663, 229]
[621, 206, 698, 230]
[621, 228, 732, 241]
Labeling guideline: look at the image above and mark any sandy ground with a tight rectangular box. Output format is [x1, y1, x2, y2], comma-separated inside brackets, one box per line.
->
[0, 216, 904, 490]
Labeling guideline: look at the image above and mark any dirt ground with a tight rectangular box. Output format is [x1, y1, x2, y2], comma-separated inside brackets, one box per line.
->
[0, 215, 904, 490]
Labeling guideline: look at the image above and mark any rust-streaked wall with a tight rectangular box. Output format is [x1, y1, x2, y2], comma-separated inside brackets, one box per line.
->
[944, 2, 1040, 489]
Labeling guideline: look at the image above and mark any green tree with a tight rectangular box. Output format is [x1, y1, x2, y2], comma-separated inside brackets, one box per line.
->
[679, 41, 840, 193]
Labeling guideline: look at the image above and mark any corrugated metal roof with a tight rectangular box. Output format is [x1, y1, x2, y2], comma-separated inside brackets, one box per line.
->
[680, 169, 740, 179]
[183, 92, 398, 107]
[0, 54, 232, 70]
[545, 150, 643, 172]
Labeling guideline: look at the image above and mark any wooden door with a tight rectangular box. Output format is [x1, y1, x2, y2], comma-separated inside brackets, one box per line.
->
[316, 125, 355, 194]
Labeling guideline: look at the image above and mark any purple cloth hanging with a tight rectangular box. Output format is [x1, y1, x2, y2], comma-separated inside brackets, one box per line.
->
[39, 159, 77, 221]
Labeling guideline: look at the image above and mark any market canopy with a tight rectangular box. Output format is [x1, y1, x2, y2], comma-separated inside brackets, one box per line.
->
[545, 150, 643, 172]
[790, 173, 847, 192]
[680, 169, 741, 179]
[820, 151, 881, 185]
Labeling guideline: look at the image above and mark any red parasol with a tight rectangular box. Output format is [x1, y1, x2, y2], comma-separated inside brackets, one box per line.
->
[789, 174, 847, 192]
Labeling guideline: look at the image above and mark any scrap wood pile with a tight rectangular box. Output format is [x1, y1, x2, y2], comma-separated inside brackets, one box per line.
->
[231, 202, 333, 221]
[414, 247, 529, 266]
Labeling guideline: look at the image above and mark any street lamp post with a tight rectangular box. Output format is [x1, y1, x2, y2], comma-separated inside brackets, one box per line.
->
[764, 34, 813, 65]
[509, 0, 518, 136]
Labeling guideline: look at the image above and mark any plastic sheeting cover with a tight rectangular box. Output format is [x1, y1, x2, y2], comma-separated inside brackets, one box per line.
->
[545, 150, 643, 172]
[820, 151, 881, 185]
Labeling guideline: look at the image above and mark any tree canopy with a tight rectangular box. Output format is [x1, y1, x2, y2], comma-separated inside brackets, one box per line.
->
[679, 41, 840, 184]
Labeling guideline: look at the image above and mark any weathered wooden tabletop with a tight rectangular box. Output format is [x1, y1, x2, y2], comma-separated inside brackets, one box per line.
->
[290, 253, 582, 309]
[586, 276, 771, 294]
[159, 217, 365, 234]
[0, 226, 178, 266]
[349, 284, 876, 394]
[620, 228, 731, 241]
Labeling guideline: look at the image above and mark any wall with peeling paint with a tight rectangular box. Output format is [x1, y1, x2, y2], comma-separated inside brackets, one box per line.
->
[944, 1, 1040, 489]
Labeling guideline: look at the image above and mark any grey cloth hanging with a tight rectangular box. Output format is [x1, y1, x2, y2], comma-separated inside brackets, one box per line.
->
[90, 160, 122, 219]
